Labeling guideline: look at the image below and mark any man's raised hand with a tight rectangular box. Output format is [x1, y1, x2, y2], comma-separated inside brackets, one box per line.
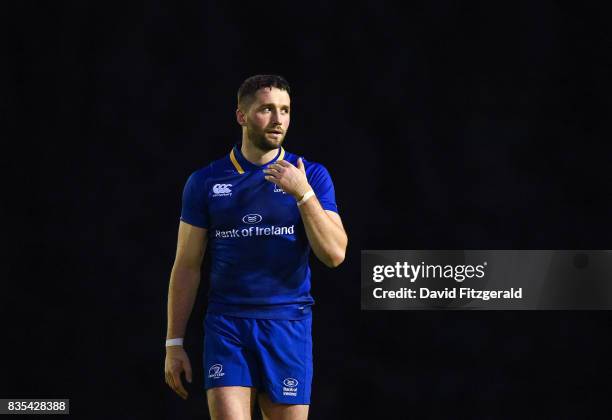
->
[263, 158, 311, 200]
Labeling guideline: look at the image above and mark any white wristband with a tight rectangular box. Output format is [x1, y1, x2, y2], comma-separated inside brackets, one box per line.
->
[165, 338, 184, 347]
[297, 190, 315, 206]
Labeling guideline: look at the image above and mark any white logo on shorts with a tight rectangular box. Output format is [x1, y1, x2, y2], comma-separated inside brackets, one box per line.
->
[282, 378, 298, 396]
[208, 364, 225, 379]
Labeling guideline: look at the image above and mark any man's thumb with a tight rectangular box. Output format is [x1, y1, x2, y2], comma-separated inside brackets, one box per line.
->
[184, 362, 192, 383]
[297, 157, 305, 172]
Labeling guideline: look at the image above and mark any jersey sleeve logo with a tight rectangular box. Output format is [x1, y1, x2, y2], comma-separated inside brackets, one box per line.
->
[212, 184, 233, 197]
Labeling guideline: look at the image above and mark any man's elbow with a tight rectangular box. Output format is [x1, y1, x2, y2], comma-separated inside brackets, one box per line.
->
[324, 250, 346, 268]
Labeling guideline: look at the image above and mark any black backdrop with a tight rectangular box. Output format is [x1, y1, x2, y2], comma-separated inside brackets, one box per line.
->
[4, 1, 612, 419]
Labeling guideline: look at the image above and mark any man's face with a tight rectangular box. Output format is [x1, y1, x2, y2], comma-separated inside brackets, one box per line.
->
[239, 87, 291, 151]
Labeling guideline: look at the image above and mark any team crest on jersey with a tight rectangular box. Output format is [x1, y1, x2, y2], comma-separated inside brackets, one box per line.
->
[274, 185, 286, 194]
[212, 184, 232, 197]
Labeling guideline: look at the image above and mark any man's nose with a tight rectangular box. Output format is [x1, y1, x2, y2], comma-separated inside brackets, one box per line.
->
[270, 110, 282, 125]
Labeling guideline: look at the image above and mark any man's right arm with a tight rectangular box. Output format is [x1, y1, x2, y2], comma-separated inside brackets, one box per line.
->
[164, 221, 208, 399]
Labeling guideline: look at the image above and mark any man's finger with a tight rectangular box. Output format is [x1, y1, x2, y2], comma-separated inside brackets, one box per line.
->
[166, 371, 175, 389]
[167, 370, 180, 396]
[264, 175, 280, 184]
[276, 159, 291, 167]
[263, 168, 281, 176]
[171, 371, 188, 399]
[297, 158, 305, 173]
[184, 361, 193, 384]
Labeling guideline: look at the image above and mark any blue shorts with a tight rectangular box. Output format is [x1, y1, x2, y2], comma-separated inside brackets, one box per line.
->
[203, 313, 313, 405]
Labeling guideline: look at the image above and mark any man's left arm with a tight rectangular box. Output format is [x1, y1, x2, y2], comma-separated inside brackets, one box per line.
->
[264, 158, 347, 268]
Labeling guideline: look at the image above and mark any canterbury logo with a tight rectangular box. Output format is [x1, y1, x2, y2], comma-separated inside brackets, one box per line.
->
[213, 184, 232, 194]
[212, 183, 232, 197]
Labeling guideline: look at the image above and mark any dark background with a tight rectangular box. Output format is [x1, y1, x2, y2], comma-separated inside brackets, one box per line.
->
[3, 1, 612, 419]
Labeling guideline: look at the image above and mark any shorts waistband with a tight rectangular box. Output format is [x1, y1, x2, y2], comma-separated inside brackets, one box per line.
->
[206, 302, 312, 320]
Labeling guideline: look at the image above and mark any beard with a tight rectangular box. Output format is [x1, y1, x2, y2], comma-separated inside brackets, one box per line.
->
[246, 124, 286, 152]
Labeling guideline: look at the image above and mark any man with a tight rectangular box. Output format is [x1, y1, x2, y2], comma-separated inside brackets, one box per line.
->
[164, 75, 348, 420]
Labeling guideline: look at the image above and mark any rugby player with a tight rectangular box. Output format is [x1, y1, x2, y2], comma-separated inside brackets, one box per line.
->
[164, 75, 348, 420]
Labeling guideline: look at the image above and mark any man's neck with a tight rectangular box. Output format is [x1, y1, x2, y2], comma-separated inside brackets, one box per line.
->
[240, 137, 279, 166]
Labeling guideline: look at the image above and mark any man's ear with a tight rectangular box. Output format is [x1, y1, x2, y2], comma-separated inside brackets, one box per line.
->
[236, 108, 247, 126]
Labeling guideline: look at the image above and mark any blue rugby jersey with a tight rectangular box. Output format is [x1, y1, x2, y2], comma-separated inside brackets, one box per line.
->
[180, 144, 338, 319]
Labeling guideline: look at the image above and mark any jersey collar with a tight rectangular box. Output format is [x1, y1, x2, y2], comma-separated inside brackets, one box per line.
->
[229, 143, 285, 174]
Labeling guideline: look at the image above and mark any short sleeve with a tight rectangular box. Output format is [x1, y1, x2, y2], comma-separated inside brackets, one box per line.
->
[306, 162, 338, 213]
[179, 169, 209, 228]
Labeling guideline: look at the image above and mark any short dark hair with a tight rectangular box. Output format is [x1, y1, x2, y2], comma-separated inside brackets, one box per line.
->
[237, 75, 290, 111]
